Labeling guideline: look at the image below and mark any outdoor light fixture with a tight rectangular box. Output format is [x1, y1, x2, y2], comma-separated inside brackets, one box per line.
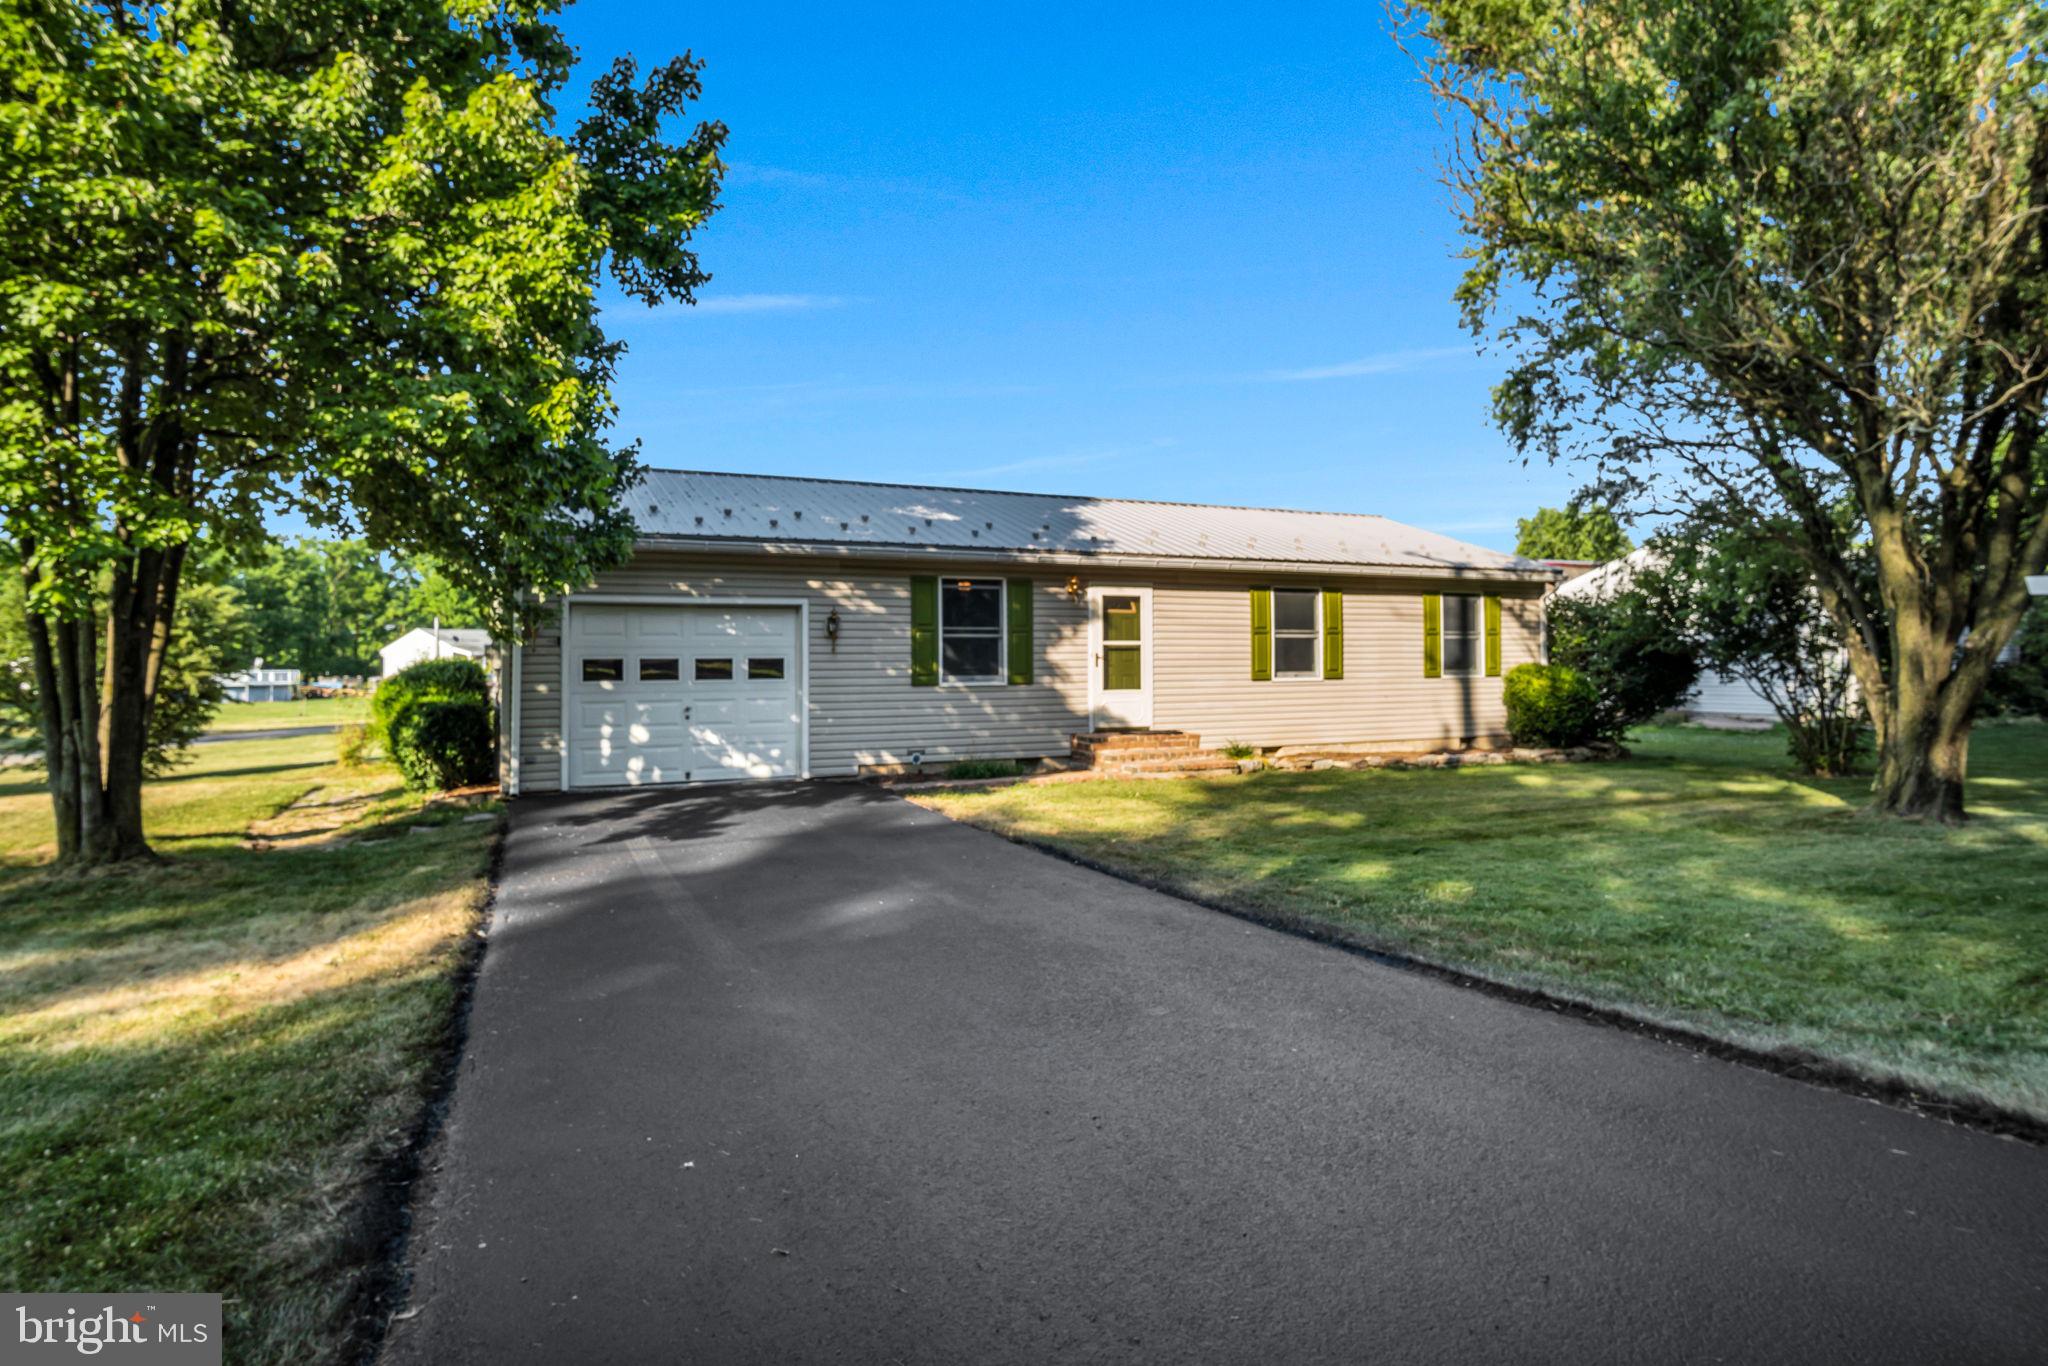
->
[825, 607, 841, 652]
[1066, 574, 1082, 600]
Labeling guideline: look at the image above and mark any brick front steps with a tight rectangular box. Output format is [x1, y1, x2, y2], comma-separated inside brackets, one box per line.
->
[1070, 731, 1242, 778]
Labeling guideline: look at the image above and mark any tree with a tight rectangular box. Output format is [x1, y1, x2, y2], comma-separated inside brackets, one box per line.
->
[1, 2, 725, 863]
[217, 540, 489, 675]
[398, 554, 490, 634]
[226, 539, 409, 676]
[1545, 584, 1697, 739]
[1515, 503, 1633, 562]
[1647, 529, 1870, 776]
[1399, 0, 2048, 822]
[1979, 601, 2048, 720]
[1, 558, 249, 774]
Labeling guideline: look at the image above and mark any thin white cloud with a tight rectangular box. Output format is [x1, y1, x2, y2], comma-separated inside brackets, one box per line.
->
[688, 293, 849, 315]
[1261, 346, 1473, 382]
[726, 160, 970, 205]
[945, 438, 1176, 482]
[606, 293, 851, 325]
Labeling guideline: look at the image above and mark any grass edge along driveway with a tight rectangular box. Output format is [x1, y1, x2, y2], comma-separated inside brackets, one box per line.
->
[0, 731, 497, 1366]
[918, 724, 2048, 1128]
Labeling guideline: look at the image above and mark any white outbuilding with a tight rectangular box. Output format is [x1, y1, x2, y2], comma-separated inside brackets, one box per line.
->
[380, 627, 493, 679]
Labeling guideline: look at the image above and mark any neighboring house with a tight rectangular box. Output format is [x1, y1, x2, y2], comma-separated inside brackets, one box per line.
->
[498, 469, 1556, 793]
[218, 664, 301, 703]
[1550, 547, 1781, 723]
[380, 627, 493, 679]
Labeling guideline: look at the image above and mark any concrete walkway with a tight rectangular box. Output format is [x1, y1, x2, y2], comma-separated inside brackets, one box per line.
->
[386, 783, 2048, 1364]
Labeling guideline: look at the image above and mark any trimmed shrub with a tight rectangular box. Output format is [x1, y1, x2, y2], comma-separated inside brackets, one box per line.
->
[1504, 662, 1600, 748]
[1546, 590, 1697, 741]
[390, 699, 494, 792]
[371, 657, 489, 751]
[944, 758, 1025, 780]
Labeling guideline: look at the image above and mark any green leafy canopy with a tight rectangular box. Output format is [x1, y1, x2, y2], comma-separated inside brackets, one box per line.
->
[1396, 0, 2048, 818]
[1514, 503, 1633, 561]
[0, 0, 728, 633]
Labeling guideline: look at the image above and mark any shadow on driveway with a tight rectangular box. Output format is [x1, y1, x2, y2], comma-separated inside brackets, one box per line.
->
[385, 781, 2048, 1364]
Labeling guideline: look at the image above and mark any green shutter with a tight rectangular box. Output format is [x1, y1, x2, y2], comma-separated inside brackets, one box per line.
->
[1322, 588, 1344, 680]
[1006, 579, 1033, 685]
[1250, 587, 1273, 681]
[1484, 595, 1503, 678]
[910, 576, 938, 686]
[1422, 594, 1443, 678]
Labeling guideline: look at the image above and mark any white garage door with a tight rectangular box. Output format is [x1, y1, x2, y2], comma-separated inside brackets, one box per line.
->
[566, 603, 802, 788]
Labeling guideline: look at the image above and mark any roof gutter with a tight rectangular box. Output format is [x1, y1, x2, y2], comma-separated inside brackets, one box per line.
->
[628, 535, 1560, 584]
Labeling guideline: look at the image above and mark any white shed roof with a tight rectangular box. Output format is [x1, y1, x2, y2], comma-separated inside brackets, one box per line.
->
[630, 470, 1547, 576]
[1550, 546, 1661, 602]
[383, 627, 492, 652]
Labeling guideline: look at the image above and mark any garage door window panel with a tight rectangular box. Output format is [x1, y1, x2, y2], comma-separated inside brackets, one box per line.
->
[694, 658, 734, 681]
[747, 657, 786, 680]
[942, 579, 1005, 683]
[639, 658, 679, 681]
[581, 658, 624, 683]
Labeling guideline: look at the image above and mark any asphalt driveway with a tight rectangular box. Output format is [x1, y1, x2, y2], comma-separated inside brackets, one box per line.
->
[386, 783, 2048, 1364]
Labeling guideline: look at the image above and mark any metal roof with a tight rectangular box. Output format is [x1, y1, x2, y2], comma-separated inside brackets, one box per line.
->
[384, 627, 492, 650]
[631, 469, 1548, 576]
[1550, 547, 1659, 602]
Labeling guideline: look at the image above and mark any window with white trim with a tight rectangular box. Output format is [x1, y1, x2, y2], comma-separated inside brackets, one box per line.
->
[941, 578, 1005, 682]
[1442, 594, 1482, 676]
[1272, 589, 1320, 678]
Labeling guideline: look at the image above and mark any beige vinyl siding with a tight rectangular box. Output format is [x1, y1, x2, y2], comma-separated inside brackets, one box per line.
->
[518, 552, 1089, 789]
[513, 549, 1549, 791]
[1147, 573, 1544, 749]
[516, 611, 564, 792]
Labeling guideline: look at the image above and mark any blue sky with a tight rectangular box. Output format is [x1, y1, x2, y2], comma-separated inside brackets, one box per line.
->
[560, 2, 1581, 552]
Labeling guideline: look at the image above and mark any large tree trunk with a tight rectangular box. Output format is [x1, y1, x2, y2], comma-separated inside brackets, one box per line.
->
[21, 563, 80, 865]
[1865, 606, 2010, 824]
[23, 562, 165, 868]
[1870, 689, 1970, 823]
[97, 550, 163, 864]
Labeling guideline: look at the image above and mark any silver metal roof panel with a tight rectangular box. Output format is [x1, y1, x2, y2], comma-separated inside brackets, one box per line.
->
[630, 470, 1545, 575]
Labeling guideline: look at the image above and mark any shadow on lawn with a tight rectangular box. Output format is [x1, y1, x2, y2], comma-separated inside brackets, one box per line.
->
[0, 803, 492, 1024]
[0, 772, 52, 800]
[0, 946, 467, 1363]
[946, 729, 2048, 970]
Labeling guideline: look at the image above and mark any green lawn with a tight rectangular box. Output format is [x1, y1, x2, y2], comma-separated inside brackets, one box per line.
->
[920, 724, 2048, 1124]
[0, 731, 496, 1364]
[206, 695, 372, 732]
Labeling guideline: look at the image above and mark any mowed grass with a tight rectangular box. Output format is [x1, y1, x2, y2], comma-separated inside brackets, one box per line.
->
[206, 696, 371, 732]
[0, 731, 497, 1364]
[920, 724, 2048, 1123]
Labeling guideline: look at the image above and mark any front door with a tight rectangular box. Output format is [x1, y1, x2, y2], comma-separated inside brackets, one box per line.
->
[1088, 586, 1153, 729]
